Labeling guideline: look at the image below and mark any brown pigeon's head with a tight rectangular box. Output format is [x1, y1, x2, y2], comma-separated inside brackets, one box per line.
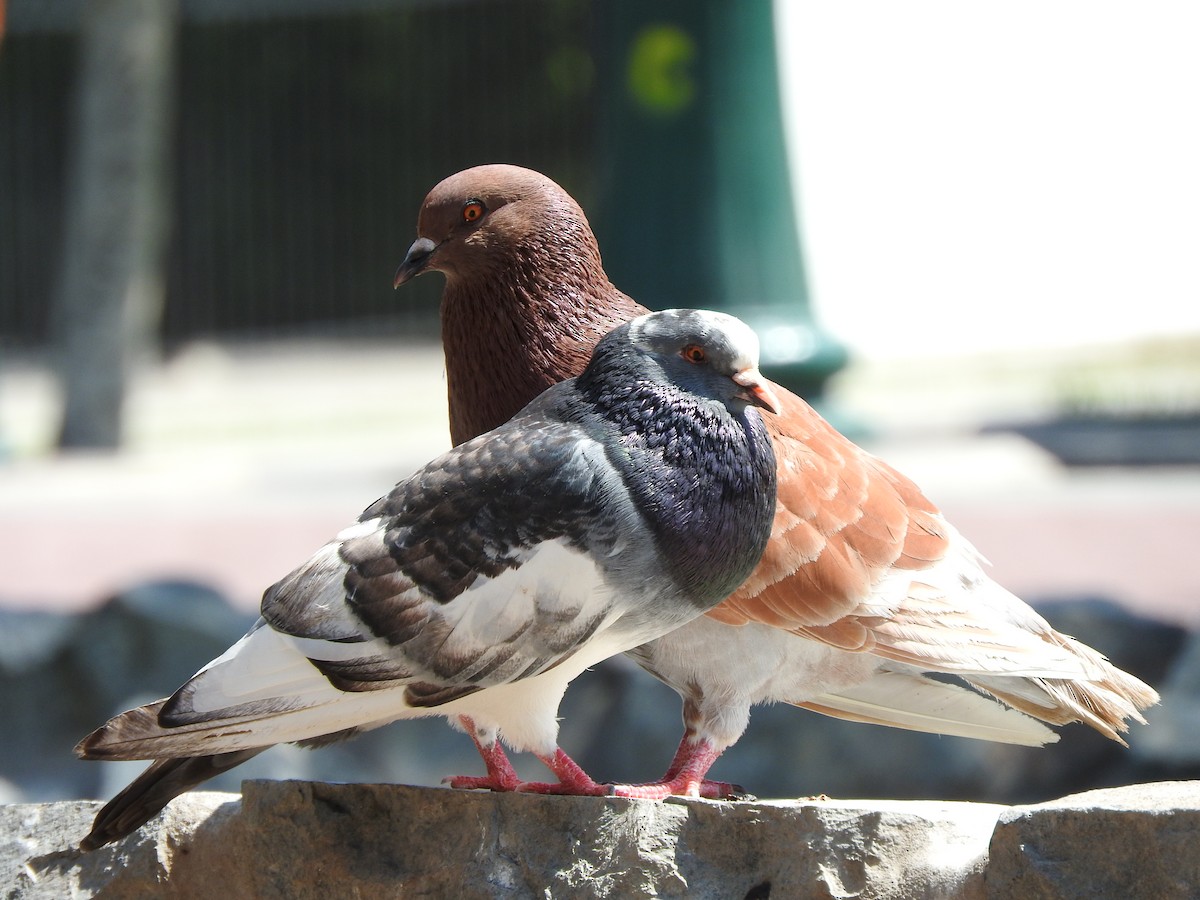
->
[394, 164, 600, 287]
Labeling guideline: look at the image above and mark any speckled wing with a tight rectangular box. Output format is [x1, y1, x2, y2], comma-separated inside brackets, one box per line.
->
[154, 418, 641, 735]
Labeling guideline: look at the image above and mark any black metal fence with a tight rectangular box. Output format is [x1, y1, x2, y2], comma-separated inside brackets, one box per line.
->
[0, 0, 598, 347]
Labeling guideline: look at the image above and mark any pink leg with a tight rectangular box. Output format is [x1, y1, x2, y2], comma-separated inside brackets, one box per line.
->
[444, 719, 610, 795]
[656, 731, 695, 782]
[443, 716, 522, 791]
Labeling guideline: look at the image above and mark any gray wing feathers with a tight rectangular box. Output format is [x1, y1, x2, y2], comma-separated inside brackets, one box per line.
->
[131, 423, 645, 734]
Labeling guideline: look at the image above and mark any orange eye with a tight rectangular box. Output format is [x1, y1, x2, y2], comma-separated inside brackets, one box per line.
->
[681, 344, 707, 364]
[462, 200, 485, 223]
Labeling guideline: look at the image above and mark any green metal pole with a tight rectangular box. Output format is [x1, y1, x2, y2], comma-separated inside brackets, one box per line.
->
[594, 0, 846, 399]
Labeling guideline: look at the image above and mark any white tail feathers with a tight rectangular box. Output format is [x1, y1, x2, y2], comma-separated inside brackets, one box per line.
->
[793, 669, 1059, 747]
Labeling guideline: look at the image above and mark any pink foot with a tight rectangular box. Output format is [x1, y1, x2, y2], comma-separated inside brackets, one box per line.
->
[515, 748, 611, 796]
[605, 737, 750, 800]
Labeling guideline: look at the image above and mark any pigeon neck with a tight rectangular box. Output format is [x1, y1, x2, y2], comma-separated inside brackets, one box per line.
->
[578, 366, 777, 606]
[441, 250, 645, 446]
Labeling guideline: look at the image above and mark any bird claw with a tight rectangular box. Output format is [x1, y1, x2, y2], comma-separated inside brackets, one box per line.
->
[694, 779, 754, 801]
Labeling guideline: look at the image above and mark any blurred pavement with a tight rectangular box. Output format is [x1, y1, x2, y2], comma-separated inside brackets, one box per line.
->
[1, 336, 1198, 626]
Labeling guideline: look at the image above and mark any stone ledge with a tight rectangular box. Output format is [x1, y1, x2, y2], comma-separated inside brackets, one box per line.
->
[988, 782, 1200, 900]
[3, 781, 1198, 899]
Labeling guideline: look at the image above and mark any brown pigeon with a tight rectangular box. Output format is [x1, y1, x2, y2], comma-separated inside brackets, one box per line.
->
[395, 163, 1158, 799]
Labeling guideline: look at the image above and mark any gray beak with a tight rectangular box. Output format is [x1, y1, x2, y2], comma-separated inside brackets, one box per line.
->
[393, 237, 438, 288]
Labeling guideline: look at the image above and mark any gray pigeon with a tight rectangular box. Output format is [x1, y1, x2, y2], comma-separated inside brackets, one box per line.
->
[75, 308, 779, 849]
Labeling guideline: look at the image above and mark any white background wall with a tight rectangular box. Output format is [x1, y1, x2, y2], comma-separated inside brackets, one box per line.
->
[775, 2, 1200, 359]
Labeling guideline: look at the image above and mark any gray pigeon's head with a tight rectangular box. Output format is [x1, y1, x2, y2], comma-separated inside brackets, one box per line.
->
[578, 308, 779, 605]
[602, 309, 781, 416]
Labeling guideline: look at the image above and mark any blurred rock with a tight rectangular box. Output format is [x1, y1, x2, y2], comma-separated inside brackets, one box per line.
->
[6, 781, 1199, 899]
[1162, 630, 1200, 695]
[0, 580, 256, 803]
[1132, 631, 1200, 768]
[0, 611, 74, 673]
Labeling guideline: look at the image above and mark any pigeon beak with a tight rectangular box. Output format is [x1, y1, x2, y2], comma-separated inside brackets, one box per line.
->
[393, 237, 438, 288]
[732, 368, 782, 416]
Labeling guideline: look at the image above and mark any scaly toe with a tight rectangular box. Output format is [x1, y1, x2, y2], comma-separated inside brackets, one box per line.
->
[604, 776, 754, 801]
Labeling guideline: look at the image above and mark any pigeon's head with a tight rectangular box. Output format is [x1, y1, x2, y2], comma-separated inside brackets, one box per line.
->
[394, 164, 597, 287]
[605, 309, 782, 416]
